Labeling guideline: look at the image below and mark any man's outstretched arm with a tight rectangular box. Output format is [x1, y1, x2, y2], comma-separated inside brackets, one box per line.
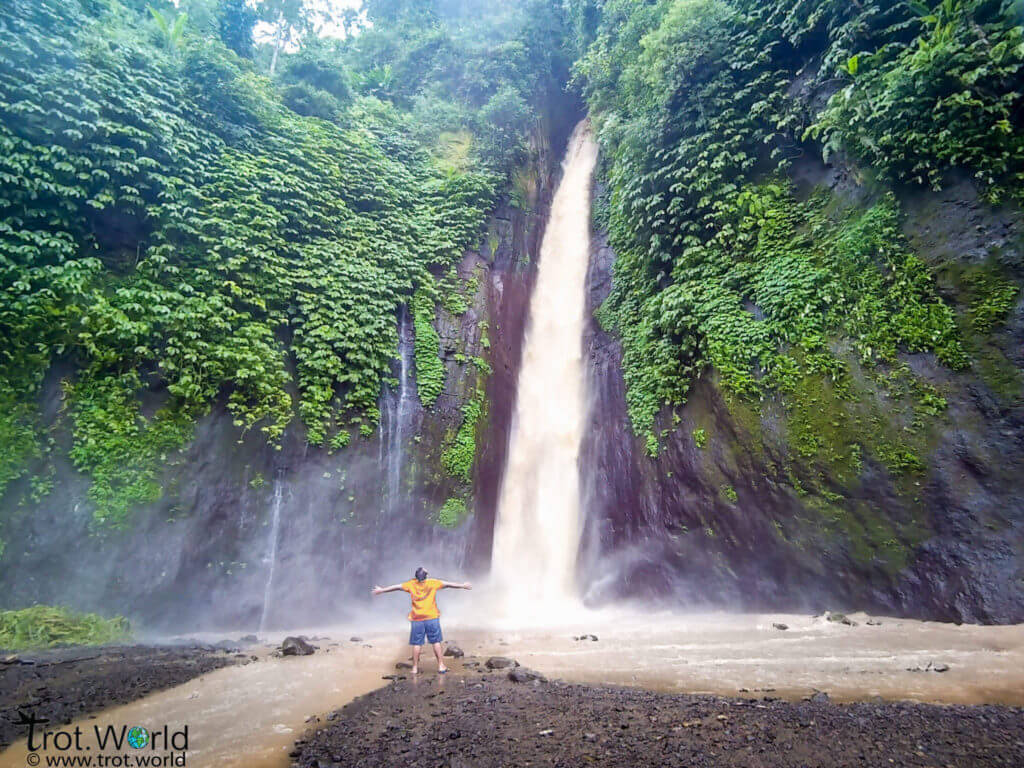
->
[372, 583, 404, 595]
[439, 580, 472, 590]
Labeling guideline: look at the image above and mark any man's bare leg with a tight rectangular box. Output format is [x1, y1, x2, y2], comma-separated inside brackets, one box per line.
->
[411, 645, 422, 674]
[432, 642, 448, 673]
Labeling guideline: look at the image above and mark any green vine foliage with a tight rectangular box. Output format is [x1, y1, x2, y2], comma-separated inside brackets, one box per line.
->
[570, 0, 1022, 451]
[441, 388, 487, 482]
[0, 0, 499, 524]
[412, 281, 446, 408]
[64, 372, 195, 527]
[807, 0, 1024, 198]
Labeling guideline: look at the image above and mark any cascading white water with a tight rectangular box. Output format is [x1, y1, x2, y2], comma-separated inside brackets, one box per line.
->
[257, 475, 284, 634]
[379, 304, 414, 518]
[489, 120, 599, 617]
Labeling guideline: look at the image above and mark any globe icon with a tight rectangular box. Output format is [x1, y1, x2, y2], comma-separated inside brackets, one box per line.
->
[127, 727, 149, 749]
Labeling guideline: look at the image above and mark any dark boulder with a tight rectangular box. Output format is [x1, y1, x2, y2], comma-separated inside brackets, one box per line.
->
[508, 667, 546, 683]
[281, 636, 315, 656]
[485, 656, 519, 670]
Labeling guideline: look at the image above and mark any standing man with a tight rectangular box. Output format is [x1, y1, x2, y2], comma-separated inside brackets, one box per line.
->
[372, 567, 472, 674]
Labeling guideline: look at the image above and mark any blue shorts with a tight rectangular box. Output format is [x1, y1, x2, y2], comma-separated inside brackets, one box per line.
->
[409, 618, 443, 646]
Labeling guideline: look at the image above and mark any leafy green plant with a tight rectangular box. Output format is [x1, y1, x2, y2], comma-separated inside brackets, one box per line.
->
[0, 605, 130, 650]
[148, 5, 188, 50]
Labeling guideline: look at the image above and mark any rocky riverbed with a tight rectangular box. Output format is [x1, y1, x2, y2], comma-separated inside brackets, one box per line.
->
[291, 664, 1024, 767]
[0, 643, 246, 748]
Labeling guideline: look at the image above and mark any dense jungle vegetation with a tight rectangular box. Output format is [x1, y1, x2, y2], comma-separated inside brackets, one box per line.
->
[570, 0, 1023, 456]
[0, 0, 567, 534]
[1, 0, 1023, 550]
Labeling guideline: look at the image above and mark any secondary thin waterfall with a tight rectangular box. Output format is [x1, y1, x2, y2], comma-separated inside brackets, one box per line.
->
[490, 120, 599, 615]
[257, 473, 285, 634]
[387, 304, 414, 512]
[379, 304, 414, 518]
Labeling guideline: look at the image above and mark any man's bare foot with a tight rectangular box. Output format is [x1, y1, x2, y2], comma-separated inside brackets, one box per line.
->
[438, 666, 448, 674]
[411, 667, 420, 675]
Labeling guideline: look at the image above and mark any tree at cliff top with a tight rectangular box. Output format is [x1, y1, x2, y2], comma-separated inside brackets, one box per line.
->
[0, 0, 564, 535]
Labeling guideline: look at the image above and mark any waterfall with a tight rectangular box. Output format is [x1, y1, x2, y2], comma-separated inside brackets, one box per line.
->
[257, 474, 284, 634]
[490, 120, 599, 616]
[390, 304, 414, 511]
[380, 304, 414, 519]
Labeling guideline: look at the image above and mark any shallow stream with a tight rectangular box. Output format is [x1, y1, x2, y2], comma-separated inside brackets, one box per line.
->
[3, 611, 1023, 768]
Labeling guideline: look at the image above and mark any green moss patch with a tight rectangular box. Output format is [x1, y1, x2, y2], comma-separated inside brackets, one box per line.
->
[437, 497, 468, 529]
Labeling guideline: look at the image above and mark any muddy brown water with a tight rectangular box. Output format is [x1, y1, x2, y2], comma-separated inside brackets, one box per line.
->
[3, 612, 1023, 768]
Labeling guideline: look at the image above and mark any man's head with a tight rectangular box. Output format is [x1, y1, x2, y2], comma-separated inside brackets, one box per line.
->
[414, 567, 428, 582]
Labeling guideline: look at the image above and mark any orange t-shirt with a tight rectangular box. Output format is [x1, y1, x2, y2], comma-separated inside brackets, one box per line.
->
[401, 578, 443, 621]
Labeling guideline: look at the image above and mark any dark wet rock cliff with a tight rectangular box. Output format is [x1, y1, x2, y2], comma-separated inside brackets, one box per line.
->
[579, 171, 1024, 624]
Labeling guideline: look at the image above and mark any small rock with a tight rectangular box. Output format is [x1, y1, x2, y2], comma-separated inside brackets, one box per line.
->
[810, 691, 830, 703]
[583, 732, 597, 742]
[396, 661, 413, 670]
[866, 619, 882, 626]
[485, 656, 519, 670]
[1, 654, 20, 665]
[443, 645, 465, 658]
[933, 663, 950, 673]
[238, 634, 259, 644]
[280, 636, 315, 656]
[382, 674, 405, 681]
[350, 636, 363, 642]
[508, 667, 546, 683]
[588, 634, 598, 641]
[826, 612, 857, 626]
[772, 623, 789, 631]
[538, 728, 553, 736]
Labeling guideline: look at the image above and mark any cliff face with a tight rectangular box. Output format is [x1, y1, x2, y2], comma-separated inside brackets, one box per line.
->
[580, 172, 1024, 624]
[0, 119, 573, 632]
